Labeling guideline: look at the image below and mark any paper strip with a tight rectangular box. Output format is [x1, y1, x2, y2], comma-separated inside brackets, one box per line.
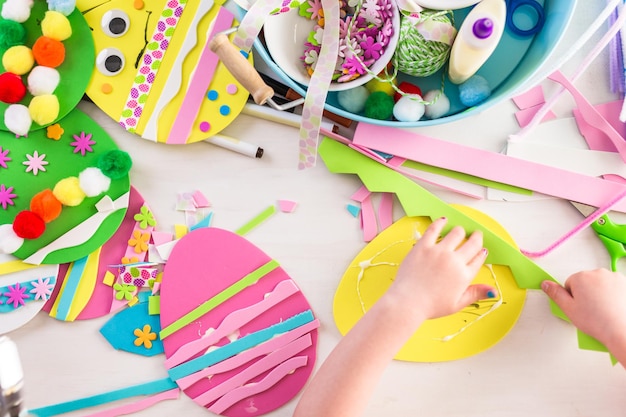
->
[0, 259, 37, 275]
[235, 205, 276, 235]
[378, 193, 394, 231]
[159, 259, 280, 339]
[360, 193, 377, 242]
[82, 388, 179, 417]
[350, 186, 371, 203]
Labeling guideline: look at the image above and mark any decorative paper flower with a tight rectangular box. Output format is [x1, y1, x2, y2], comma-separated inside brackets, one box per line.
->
[0, 184, 17, 210]
[113, 282, 136, 301]
[360, 35, 383, 60]
[134, 324, 157, 349]
[0, 147, 10, 169]
[305, 0, 323, 20]
[133, 205, 156, 229]
[128, 229, 150, 253]
[23, 150, 48, 175]
[46, 123, 64, 140]
[29, 277, 54, 301]
[5, 282, 29, 308]
[71, 131, 95, 156]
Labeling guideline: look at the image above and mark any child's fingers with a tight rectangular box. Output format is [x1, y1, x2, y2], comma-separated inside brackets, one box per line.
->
[439, 225, 466, 250]
[456, 230, 483, 262]
[457, 284, 497, 309]
[420, 217, 447, 245]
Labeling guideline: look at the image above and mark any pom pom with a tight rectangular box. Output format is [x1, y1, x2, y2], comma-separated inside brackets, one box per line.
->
[13, 210, 45, 239]
[30, 189, 62, 223]
[41, 11, 72, 41]
[53, 176, 85, 206]
[27, 66, 60, 96]
[393, 94, 425, 122]
[365, 77, 396, 96]
[79, 167, 111, 197]
[458, 75, 491, 107]
[0, 72, 26, 103]
[1, 0, 34, 22]
[0, 19, 26, 49]
[4, 103, 31, 136]
[0, 223, 23, 254]
[46, 0, 76, 16]
[393, 81, 422, 103]
[32, 36, 65, 68]
[2, 45, 34, 75]
[337, 86, 370, 114]
[364, 91, 395, 120]
[423, 89, 450, 119]
[98, 150, 132, 179]
[28, 94, 59, 125]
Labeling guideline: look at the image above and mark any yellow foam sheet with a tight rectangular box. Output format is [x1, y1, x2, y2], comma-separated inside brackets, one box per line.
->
[333, 206, 526, 362]
[76, 0, 250, 143]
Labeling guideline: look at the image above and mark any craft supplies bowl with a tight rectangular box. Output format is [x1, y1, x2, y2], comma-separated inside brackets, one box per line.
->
[254, 0, 577, 126]
[262, 0, 401, 91]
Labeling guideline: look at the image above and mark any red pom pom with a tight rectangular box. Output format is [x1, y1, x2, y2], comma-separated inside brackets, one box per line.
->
[394, 82, 422, 103]
[0, 72, 26, 103]
[13, 210, 46, 239]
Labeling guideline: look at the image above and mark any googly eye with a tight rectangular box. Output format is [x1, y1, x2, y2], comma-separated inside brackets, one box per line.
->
[96, 48, 125, 76]
[101, 9, 130, 37]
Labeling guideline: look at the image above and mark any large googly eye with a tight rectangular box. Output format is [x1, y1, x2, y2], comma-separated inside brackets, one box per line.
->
[96, 48, 125, 76]
[101, 9, 130, 37]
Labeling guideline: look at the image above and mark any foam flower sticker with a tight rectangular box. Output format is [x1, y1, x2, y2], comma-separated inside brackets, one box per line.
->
[305, 0, 322, 20]
[0, 184, 17, 210]
[121, 256, 139, 264]
[128, 230, 150, 253]
[71, 131, 96, 156]
[46, 123, 64, 140]
[0, 147, 10, 169]
[29, 277, 55, 301]
[5, 282, 29, 308]
[23, 150, 48, 175]
[134, 324, 157, 349]
[113, 282, 137, 301]
[360, 36, 383, 60]
[134, 205, 156, 229]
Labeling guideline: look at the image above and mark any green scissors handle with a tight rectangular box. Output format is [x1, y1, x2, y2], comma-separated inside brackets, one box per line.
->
[591, 215, 626, 271]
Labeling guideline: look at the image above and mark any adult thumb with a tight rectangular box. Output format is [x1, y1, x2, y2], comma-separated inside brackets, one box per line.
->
[541, 280, 573, 313]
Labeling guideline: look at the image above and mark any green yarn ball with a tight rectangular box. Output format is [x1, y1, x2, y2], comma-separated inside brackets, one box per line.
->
[98, 150, 132, 179]
[364, 91, 394, 120]
[393, 10, 453, 77]
[0, 19, 26, 50]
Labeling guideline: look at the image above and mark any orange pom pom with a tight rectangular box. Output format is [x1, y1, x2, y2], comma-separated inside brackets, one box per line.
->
[30, 189, 62, 223]
[32, 36, 65, 68]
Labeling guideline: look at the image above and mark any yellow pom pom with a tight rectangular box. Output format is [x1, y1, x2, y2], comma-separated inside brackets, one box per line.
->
[29, 94, 59, 125]
[365, 77, 397, 96]
[41, 11, 72, 41]
[2, 45, 34, 75]
[53, 177, 85, 207]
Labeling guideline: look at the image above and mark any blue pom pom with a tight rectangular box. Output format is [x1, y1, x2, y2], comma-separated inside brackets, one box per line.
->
[458, 75, 491, 107]
[46, 0, 76, 16]
[337, 86, 370, 114]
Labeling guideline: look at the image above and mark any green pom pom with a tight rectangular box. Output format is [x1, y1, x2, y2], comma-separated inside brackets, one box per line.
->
[364, 91, 394, 120]
[98, 150, 132, 179]
[0, 19, 26, 50]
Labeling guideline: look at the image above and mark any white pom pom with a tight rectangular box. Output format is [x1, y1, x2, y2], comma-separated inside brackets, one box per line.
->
[0, 224, 24, 254]
[424, 90, 450, 119]
[1, 0, 34, 22]
[5, 104, 32, 137]
[27, 66, 61, 96]
[79, 167, 111, 197]
[393, 94, 425, 122]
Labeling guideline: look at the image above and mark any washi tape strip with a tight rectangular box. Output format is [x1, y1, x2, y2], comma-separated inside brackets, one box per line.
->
[0, 276, 56, 312]
[232, 0, 284, 52]
[118, 0, 189, 132]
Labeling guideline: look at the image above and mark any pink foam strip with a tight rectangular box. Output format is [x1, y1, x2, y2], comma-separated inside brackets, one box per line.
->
[515, 105, 556, 128]
[350, 185, 371, 203]
[378, 193, 394, 231]
[176, 319, 319, 390]
[82, 388, 180, 417]
[511, 85, 545, 110]
[165, 280, 300, 368]
[150, 231, 173, 247]
[166, 8, 235, 144]
[208, 356, 308, 414]
[193, 334, 312, 406]
[352, 123, 626, 213]
[360, 193, 377, 242]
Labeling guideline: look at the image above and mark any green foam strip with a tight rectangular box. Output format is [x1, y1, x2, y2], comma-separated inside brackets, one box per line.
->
[235, 205, 276, 235]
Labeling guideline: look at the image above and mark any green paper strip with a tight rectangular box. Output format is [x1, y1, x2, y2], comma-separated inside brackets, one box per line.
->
[149, 295, 161, 315]
[160, 259, 280, 339]
[235, 205, 277, 235]
[319, 138, 555, 288]
[28, 377, 177, 417]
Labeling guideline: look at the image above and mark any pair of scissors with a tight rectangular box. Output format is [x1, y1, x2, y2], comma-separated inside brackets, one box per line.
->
[571, 202, 626, 272]
[505, 0, 545, 37]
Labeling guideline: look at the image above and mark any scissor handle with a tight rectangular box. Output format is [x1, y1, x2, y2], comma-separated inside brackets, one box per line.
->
[506, 0, 545, 37]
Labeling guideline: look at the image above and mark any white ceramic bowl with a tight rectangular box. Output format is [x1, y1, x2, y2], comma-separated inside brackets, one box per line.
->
[263, 3, 400, 91]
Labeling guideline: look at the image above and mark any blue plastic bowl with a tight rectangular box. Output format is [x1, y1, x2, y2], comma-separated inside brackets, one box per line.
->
[253, 0, 577, 127]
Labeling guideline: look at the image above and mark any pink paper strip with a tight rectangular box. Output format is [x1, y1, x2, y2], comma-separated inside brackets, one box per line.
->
[378, 193, 394, 231]
[82, 389, 180, 417]
[352, 123, 626, 213]
[360, 193, 377, 242]
[511, 85, 546, 110]
[166, 8, 235, 144]
[351, 185, 371, 203]
[515, 104, 556, 128]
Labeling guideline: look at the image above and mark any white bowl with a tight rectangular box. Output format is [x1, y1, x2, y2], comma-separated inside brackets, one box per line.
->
[263, 3, 400, 92]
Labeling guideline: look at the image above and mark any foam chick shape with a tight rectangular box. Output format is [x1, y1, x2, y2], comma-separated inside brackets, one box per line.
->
[159, 227, 319, 417]
[448, 0, 506, 84]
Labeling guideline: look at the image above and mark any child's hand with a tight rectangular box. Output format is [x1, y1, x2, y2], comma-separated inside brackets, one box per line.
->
[542, 269, 626, 353]
[385, 217, 494, 324]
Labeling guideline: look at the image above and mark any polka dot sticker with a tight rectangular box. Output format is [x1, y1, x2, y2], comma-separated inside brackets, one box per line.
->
[207, 90, 219, 101]
[199, 121, 211, 132]
[226, 84, 238, 95]
[219, 105, 230, 116]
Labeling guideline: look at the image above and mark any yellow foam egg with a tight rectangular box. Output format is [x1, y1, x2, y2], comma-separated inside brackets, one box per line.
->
[29, 94, 60, 125]
[53, 176, 86, 207]
[41, 11, 73, 41]
[2, 45, 34, 75]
